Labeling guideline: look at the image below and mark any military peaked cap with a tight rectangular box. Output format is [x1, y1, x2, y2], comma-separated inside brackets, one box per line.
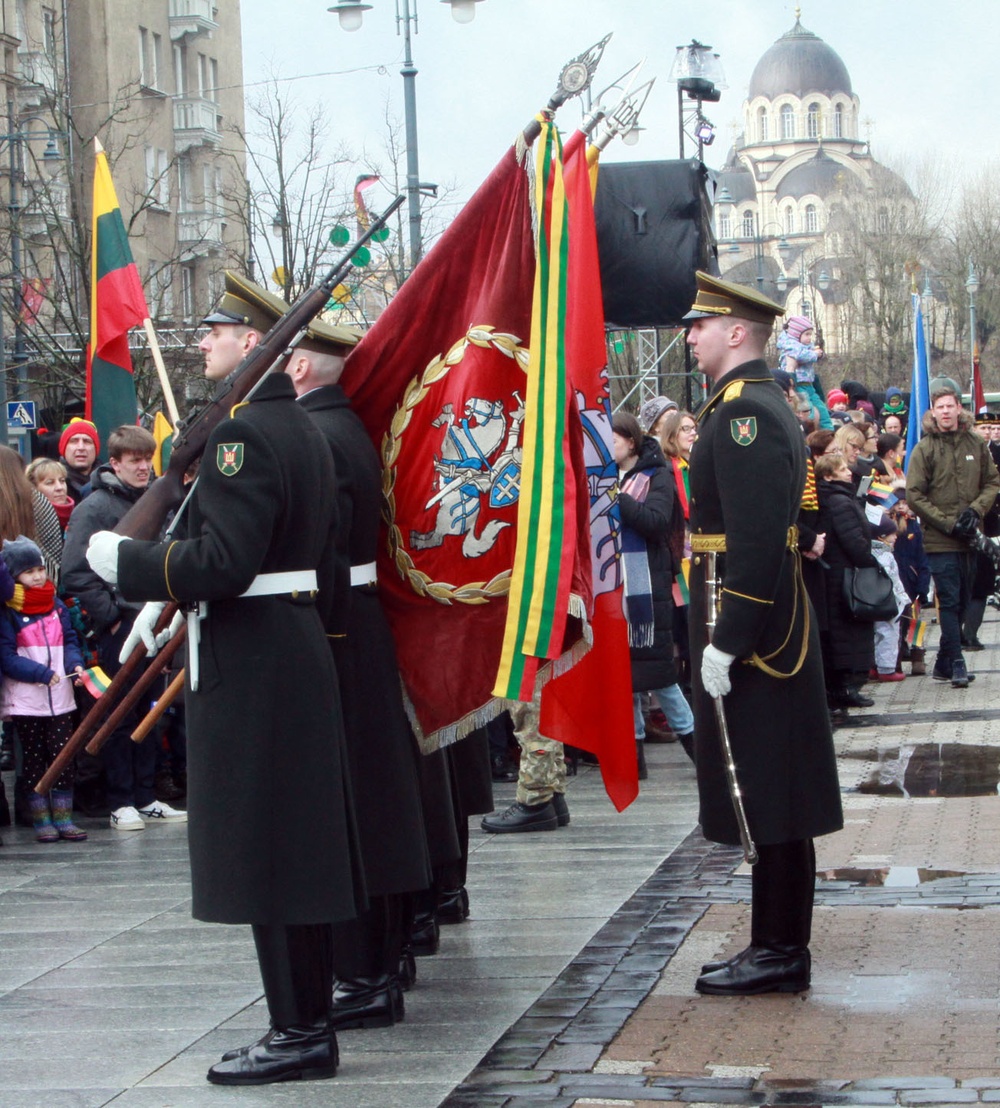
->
[683, 270, 786, 326]
[202, 271, 363, 353]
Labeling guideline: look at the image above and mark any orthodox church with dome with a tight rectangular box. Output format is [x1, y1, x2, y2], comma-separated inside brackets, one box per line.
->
[714, 10, 905, 354]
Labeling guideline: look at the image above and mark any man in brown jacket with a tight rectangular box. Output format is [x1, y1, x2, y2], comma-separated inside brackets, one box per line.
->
[906, 377, 1000, 688]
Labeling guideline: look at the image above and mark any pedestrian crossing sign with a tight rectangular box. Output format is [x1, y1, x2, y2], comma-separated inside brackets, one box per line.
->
[6, 401, 36, 429]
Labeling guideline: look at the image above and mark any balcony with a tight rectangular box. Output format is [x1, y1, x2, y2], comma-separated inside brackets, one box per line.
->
[177, 210, 224, 254]
[17, 51, 57, 108]
[172, 96, 221, 152]
[169, 0, 219, 42]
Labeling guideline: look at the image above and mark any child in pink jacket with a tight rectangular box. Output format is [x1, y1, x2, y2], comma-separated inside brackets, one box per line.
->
[0, 536, 87, 842]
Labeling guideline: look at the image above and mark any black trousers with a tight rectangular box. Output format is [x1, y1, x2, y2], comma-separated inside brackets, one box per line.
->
[330, 893, 409, 979]
[750, 838, 816, 952]
[252, 923, 334, 1028]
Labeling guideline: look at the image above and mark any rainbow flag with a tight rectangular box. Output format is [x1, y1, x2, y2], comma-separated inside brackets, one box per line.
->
[86, 139, 148, 456]
[79, 665, 112, 699]
[494, 115, 575, 701]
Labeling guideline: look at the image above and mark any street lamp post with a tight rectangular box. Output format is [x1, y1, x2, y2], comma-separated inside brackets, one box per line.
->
[0, 106, 66, 447]
[966, 260, 980, 384]
[668, 41, 726, 161]
[329, 0, 485, 278]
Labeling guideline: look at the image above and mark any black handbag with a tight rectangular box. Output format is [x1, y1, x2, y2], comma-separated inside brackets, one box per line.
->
[842, 564, 897, 622]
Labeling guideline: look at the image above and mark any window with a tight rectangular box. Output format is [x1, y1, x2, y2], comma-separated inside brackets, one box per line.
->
[181, 264, 196, 321]
[203, 165, 224, 214]
[780, 104, 795, 140]
[148, 262, 174, 320]
[138, 27, 162, 89]
[807, 103, 820, 139]
[757, 107, 768, 142]
[742, 209, 755, 238]
[805, 204, 819, 233]
[42, 7, 56, 56]
[719, 212, 731, 239]
[173, 43, 187, 94]
[784, 206, 795, 234]
[144, 147, 169, 207]
[198, 53, 209, 97]
[178, 158, 193, 211]
[834, 103, 844, 138]
[210, 58, 219, 102]
[878, 207, 889, 233]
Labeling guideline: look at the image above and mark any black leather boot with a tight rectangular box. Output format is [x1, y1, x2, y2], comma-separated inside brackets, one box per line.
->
[208, 1021, 338, 1085]
[696, 839, 815, 995]
[329, 974, 404, 1029]
[435, 885, 469, 924]
[398, 943, 417, 991]
[409, 906, 440, 955]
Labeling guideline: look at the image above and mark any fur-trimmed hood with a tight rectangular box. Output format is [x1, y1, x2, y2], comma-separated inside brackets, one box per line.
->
[921, 406, 975, 436]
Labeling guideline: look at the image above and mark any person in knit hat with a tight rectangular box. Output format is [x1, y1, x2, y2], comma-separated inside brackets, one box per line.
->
[638, 395, 678, 437]
[0, 536, 88, 842]
[58, 418, 100, 504]
[777, 315, 831, 430]
[882, 386, 907, 419]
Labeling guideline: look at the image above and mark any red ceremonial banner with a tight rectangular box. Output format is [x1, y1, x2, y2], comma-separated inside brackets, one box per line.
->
[342, 147, 535, 748]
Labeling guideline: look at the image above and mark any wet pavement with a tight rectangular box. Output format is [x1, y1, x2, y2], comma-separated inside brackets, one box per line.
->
[4, 611, 1000, 1106]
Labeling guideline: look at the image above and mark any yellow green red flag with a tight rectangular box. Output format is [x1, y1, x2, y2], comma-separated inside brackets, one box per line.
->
[86, 139, 148, 455]
[494, 115, 575, 701]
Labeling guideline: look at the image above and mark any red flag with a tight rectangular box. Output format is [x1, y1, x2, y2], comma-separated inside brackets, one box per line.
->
[538, 130, 637, 811]
[972, 341, 987, 416]
[342, 147, 534, 749]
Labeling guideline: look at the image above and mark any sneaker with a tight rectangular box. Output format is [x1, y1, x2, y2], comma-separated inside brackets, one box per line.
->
[110, 806, 145, 831]
[137, 800, 188, 823]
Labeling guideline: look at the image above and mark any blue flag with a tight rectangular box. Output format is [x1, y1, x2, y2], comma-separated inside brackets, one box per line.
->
[904, 291, 930, 474]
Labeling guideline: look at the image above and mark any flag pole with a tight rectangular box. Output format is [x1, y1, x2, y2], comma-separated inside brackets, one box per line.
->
[142, 317, 180, 426]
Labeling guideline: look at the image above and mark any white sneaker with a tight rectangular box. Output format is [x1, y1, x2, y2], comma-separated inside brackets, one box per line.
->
[110, 806, 145, 831]
[137, 800, 188, 823]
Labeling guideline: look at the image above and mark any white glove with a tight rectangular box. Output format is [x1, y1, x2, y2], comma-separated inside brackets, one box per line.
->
[118, 602, 183, 663]
[86, 531, 127, 585]
[702, 643, 736, 699]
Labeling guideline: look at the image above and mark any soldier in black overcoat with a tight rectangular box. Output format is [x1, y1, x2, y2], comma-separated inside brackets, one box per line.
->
[85, 277, 365, 1087]
[683, 272, 843, 997]
[285, 326, 433, 1028]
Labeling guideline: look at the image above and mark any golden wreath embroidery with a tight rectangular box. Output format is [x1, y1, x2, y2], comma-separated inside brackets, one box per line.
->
[381, 326, 529, 606]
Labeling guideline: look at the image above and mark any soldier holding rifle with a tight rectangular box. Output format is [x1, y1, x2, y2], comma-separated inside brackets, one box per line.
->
[684, 272, 843, 996]
[85, 274, 364, 1086]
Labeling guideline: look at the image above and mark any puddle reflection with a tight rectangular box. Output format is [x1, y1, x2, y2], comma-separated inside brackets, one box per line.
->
[818, 866, 966, 887]
[844, 743, 1000, 798]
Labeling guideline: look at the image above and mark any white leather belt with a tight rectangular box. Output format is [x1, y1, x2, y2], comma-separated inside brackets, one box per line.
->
[350, 561, 377, 588]
[239, 570, 318, 598]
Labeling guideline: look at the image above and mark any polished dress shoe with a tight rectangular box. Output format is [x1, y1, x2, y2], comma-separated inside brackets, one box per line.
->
[398, 946, 417, 991]
[208, 1022, 338, 1085]
[695, 945, 810, 996]
[436, 886, 470, 924]
[329, 975, 403, 1030]
[551, 792, 570, 827]
[409, 909, 440, 956]
[481, 800, 558, 833]
[838, 688, 874, 708]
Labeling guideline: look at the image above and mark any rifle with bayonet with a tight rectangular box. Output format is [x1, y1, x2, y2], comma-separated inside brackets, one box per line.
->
[113, 193, 405, 543]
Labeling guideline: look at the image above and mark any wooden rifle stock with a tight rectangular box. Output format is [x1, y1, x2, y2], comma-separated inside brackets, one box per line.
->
[113, 194, 405, 542]
[34, 603, 178, 795]
[85, 623, 187, 755]
[132, 669, 186, 744]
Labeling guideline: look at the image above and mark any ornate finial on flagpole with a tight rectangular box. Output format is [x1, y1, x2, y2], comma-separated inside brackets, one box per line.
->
[94, 137, 105, 154]
[522, 34, 613, 146]
[795, 4, 802, 22]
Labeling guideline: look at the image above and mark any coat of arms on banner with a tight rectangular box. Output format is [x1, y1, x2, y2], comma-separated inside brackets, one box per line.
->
[382, 326, 529, 604]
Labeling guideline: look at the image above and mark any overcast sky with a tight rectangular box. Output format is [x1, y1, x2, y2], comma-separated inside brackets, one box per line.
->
[238, 1, 999, 221]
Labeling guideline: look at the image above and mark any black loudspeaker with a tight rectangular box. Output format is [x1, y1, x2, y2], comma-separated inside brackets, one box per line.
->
[595, 159, 716, 329]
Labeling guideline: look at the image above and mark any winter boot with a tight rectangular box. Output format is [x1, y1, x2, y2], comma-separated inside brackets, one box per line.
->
[30, 793, 59, 843]
[50, 790, 88, 841]
[910, 647, 927, 676]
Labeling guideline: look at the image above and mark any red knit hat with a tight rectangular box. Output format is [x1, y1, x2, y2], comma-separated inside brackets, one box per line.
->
[59, 418, 100, 457]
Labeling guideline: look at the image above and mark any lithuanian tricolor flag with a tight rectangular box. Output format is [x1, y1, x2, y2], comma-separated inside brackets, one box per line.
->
[494, 115, 575, 701]
[85, 139, 148, 455]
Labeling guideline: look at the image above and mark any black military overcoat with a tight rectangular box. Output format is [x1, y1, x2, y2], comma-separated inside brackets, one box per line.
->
[688, 359, 843, 847]
[297, 384, 431, 897]
[118, 374, 364, 925]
